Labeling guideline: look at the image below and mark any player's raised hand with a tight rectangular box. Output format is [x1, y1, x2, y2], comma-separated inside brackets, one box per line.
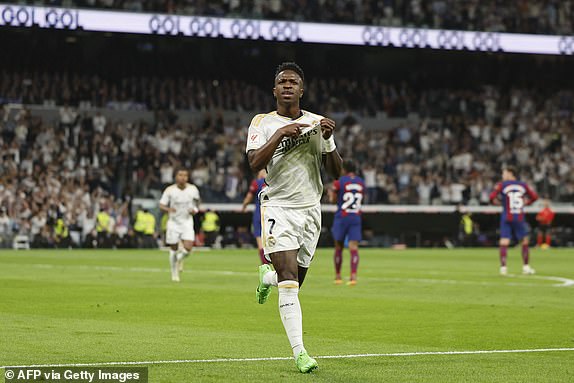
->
[320, 118, 336, 139]
[279, 123, 309, 138]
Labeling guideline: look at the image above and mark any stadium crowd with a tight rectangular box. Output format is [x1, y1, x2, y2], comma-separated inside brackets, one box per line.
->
[0, 71, 413, 117]
[1, 74, 573, 247]
[31, 0, 574, 35]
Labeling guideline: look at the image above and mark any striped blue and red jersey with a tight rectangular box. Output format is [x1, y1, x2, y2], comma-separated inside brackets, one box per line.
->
[249, 178, 266, 217]
[489, 180, 538, 222]
[334, 174, 365, 219]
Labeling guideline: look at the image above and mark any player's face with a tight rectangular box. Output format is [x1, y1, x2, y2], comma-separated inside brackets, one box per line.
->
[273, 70, 303, 105]
[175, 170, 189, 185]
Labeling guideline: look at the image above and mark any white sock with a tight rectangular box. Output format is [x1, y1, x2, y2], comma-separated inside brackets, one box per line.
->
[169, 250, 177, 277]
[263, 271, 278, 287]
[278, 280, 305, 358]
[176, 249, 189, 261]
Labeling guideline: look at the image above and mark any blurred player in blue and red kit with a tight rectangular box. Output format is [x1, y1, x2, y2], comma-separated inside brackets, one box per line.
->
[242, 169, 269, 264]
[489, 166, 538, 275]
[329, 161, 364, 285]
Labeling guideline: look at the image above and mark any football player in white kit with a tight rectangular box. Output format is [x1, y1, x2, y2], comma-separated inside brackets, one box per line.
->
[246, 62, 343, 373]
[159, 168, 200, 282]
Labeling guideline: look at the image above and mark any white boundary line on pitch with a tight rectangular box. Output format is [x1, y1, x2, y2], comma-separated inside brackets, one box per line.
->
[24, 263, 574, 287]
[2, 348, 574, 369]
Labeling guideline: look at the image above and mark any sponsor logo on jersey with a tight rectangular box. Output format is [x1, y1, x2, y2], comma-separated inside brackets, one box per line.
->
[275, 127, 319, 156]
[267, 236, 276, 247]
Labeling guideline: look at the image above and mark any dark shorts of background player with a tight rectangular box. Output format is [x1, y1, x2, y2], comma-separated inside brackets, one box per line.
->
[331, 216, 362, 242]
[538, 224, 551, 236]
[252, 211, 262, 238]
[500, 220, 528, 241]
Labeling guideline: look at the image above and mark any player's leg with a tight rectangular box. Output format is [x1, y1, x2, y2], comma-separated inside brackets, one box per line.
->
[285, 204, 322, 371]
[347, 220, 362, 285]
[331, 217, 345, 284]
[537, 227, 544, 247]
[271, 249, 316, 372]
[521, 236, 535, 274]
[176, 221, 195, 274]
[499, 221, 511, 275]
[333, 240, 344, 284]
[348, 240, 360, 285]
[253, 217, 267, 264]
[543, 225, 551, 248]
[165, 222, 181, 282]
[255, 207, 281, 304]
[514, 222, 534, 274]
[178, 239, 194, 272]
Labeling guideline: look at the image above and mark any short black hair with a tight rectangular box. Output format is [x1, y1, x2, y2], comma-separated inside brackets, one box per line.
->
[175, 167, 189, 175]
[343, 160, 356, 174]
[275, 62, 305, 83]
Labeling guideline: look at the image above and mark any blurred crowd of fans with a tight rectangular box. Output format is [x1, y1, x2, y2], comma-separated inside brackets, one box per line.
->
[30, 0, 574, 35]
[0, 71, 413, 117]
[1, 73, 573, 247]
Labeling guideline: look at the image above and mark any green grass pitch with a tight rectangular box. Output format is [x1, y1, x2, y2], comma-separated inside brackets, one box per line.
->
[1, 248, 573, 382]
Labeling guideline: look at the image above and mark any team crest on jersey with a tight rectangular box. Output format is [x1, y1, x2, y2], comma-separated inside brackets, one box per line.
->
[267, 236, 276, 247]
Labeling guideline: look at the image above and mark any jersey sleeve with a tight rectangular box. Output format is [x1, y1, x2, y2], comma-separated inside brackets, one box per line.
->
[332, 180, 341, 192]
[249, 179, 259, 194]
[159, 188, 170, 206]
[193, 186, 201, 203]
[489, 183, 502, 203]
[245, 114, 266, 153]
[524, 184, 539, 205]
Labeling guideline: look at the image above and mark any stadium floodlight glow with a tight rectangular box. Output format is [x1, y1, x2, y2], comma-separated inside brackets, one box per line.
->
[1, 4, 573, 55]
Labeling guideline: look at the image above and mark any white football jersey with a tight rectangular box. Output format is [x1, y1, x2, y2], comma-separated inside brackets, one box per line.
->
[159, 183, 200, 224]
[246, 110, 327, 208]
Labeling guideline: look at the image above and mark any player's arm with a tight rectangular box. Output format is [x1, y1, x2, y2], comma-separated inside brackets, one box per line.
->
[242, 192, 254, 212]
[524, 185, 539, 206]
[320, 118, 343, 179]
[489, 183, 503, 205]
[247, 123, 309, 172]
[159, 192, 175, 214]
[188, 189, 201, 215]
[328, 180, 340, 204]
[159, 204, 175, 214]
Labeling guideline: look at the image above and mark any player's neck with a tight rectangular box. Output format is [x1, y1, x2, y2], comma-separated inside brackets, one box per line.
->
[176, 183, 186, 189]
[276, 103, 302, 120]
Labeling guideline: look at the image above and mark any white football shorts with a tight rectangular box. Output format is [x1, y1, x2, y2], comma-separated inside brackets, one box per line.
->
[165, 219, 195, 245]
[260, 204, 321, 268]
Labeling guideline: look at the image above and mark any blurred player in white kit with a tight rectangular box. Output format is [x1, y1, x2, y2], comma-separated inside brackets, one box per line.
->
[159, 168, 201, 282]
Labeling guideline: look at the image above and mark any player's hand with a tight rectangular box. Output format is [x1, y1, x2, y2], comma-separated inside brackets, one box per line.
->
[168, 207, 177, 213]
[320, 118, 336, 139]
[279, 123, 309, 138]
[188, 207, 199, 215]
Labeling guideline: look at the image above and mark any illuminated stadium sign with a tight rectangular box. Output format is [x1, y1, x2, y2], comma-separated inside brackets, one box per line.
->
[1, 4, 573, 55]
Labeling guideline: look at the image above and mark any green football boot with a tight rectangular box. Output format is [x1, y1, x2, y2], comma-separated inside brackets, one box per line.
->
[255, 264, 273, 304]
[296, 350, 318, 373]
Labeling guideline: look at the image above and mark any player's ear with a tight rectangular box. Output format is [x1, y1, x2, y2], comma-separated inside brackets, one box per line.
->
[299, 87, 304, 98]
[272, 86, 277, 99]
